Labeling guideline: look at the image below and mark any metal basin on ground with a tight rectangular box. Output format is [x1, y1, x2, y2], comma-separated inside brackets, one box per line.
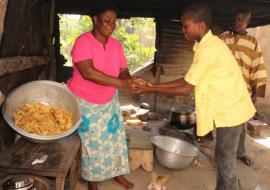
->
[151, 135, 199, 170]
[2, 80, 82, 143]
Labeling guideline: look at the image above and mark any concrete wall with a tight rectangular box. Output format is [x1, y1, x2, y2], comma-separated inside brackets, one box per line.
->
[247, 25, 270, 123]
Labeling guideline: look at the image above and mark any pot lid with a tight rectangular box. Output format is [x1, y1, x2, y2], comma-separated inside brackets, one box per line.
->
[3, 176, 34, 190]
[171, 105, 194, 114]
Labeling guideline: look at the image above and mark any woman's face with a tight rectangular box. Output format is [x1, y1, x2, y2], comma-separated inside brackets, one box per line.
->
[93, 10, 117, 38]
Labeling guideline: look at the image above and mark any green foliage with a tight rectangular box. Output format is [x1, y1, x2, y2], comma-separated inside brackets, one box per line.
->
[59, 14, 155, 71]
[59, 14, 93, 65]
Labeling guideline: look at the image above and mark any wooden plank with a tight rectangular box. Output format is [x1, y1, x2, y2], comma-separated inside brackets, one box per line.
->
[0, 66, 45, 152]
[50, 0, 55, 35]
[0, 0, 45, 57]
[55, 177, 65, 190]
[0, 133, 81, 177]
[0, 0, 8, 45]
[0, 113, 15, 152]
[0, 90, 4, 106]
[69, 155, 79, 189]
[0, 56, 47, 76]
[0, 65, 45, 94]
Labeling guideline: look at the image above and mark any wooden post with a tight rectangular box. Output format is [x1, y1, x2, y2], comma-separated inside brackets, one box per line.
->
[153, 18, 162, 112]
[0, 0, 8, 46]
[48, 0, 56, 80]
[0, 90, 4, 106]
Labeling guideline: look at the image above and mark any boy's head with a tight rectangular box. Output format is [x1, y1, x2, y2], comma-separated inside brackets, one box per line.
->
[232, 8, 251, 34]
[181, 2, 211, 41]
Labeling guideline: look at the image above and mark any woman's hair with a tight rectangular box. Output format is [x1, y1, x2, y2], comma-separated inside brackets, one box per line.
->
[91, 3, 118, 17]
[182, 2, 212, 28]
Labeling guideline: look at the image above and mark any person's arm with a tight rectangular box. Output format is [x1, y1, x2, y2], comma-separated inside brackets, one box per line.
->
[138, 79, 194, 96]
[138, 44, 216, 96]
[255, 84, 266, 98]
[119, 68, 131, 80]
[153, 78, 187, 88]
[75, 59, 130, 90]
[250, 42, 268, 100]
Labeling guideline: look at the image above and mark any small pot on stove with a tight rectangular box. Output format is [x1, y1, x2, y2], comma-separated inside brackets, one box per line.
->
[3, 176, 36, 190]
[169, 106, 196, 130]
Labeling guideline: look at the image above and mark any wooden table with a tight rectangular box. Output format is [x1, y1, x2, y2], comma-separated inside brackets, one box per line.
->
[0, 133, 81, 190]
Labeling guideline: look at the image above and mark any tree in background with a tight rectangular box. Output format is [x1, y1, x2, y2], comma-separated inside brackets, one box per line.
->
[59, 14, 155, 72]
[59, 15, 93, 65]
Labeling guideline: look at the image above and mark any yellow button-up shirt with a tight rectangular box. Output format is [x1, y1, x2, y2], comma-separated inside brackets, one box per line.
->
[185, 31, 256, 136]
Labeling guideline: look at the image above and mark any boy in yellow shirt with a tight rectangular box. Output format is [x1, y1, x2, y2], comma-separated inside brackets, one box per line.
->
[136, 2, 255, 190]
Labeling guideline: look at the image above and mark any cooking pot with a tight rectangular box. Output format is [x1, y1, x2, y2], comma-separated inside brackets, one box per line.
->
[169, 106, 195, 129]
[3, 176, 35, 190]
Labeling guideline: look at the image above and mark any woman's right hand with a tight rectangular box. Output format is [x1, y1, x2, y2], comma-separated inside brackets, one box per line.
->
[119, 78, 132, 91]
[130, 77, 153, 95]
[119, 77, 152, 95]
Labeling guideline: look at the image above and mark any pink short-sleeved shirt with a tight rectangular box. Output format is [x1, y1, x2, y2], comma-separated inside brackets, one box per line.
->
[67, 32, 128, 104]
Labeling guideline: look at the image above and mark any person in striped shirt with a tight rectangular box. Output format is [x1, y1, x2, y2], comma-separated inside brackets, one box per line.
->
[220, 8, 268, 166]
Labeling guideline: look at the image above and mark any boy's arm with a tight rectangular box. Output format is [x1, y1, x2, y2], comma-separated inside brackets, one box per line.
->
[139, 79, 194, 96]
[153, 78, 187, 88]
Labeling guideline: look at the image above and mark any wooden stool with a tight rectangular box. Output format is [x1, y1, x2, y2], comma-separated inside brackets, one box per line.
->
[0, 133, 80, 190]
[128, 133, 153, 172]
[247, 119, 268, 137]
[129, 148, 153, 171]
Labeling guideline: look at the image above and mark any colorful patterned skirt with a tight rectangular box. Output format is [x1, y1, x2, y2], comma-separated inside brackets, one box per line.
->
[77, 94, 130, 181]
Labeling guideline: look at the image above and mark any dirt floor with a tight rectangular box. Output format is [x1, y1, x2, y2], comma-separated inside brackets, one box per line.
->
[75, 126, 270, 190]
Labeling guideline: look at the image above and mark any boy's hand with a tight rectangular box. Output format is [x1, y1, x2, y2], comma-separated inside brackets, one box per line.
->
[131, 77, 152, 88]
[128, 77, 152, 95]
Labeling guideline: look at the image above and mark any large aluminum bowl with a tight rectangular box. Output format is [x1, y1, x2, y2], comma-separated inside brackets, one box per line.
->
[2, 80, 82, 143]
[151, 135, 199, 170]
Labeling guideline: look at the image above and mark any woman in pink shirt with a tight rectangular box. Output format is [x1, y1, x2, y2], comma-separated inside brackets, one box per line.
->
[67, 5, 135, 190]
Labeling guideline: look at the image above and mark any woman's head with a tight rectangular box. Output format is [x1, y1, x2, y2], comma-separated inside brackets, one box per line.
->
[181, 2, 212, 41]
[91, 5, 118, 38]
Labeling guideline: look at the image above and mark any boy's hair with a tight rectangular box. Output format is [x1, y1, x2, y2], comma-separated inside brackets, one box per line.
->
[91, 3, 118, 17]
[182, 2, 212, 28]
[233, 8, 251, 18]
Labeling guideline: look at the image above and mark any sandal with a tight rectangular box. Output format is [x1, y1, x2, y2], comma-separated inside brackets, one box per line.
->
[237, 155, 254, 166]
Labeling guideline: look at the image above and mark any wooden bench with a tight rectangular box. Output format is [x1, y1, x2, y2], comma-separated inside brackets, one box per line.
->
[0, 133, 80, 190]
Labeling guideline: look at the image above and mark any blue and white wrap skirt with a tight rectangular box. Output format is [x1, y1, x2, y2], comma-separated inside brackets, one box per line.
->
[77, 94, 130, 181]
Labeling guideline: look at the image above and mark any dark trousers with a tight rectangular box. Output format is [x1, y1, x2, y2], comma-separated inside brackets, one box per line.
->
[215, 124, 244, 190]
[237, 123, 247, 157]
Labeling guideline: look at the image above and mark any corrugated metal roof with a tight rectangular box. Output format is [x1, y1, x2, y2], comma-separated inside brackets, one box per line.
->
[56, 0, 270, 27]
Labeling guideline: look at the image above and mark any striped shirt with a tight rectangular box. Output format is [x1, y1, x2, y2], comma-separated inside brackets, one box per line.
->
[220, 31, 267, 94]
